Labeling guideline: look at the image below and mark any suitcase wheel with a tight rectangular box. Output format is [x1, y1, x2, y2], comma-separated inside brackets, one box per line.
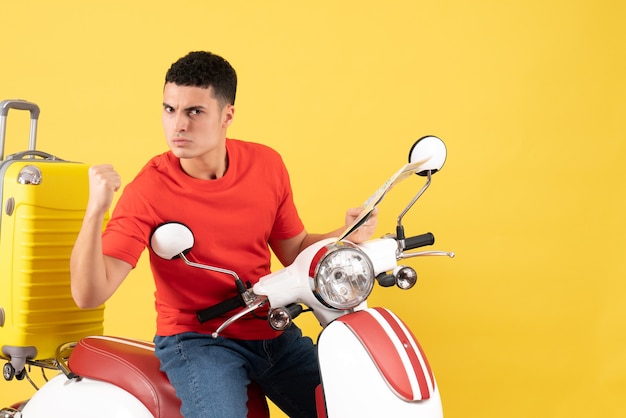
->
[3, 362, 15, 381]
[3, 362, 27, 381]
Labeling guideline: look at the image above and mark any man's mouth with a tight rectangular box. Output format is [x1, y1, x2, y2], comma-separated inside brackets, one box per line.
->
[171, 137, 190, 144]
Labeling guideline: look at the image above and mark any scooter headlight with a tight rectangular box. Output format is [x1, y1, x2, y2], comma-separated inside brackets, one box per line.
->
[311, 242, 375, 310]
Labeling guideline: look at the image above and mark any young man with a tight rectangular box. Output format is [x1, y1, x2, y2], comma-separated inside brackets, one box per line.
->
[70, 51, 377, 417]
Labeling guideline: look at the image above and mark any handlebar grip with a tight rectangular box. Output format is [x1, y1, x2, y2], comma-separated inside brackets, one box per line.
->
[197, 295, 246, 324]
[404, 232, 435, 250]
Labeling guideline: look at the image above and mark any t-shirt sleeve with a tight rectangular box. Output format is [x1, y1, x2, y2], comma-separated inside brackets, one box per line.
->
[102, 183, 154, 268]
[269, 155, 305, 241]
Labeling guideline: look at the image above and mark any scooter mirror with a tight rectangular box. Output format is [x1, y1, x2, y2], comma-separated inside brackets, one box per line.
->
[408, 135, 447, 176]
[150, 222, 194, 260]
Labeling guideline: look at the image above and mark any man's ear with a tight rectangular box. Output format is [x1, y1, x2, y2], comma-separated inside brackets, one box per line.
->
[222, 104, 235, 128]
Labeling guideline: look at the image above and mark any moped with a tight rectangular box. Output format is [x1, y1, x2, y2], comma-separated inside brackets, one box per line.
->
[1, 135, 452, 417]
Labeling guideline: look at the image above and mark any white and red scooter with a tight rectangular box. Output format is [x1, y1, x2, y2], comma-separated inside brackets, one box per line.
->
[1, 135, 452, 417]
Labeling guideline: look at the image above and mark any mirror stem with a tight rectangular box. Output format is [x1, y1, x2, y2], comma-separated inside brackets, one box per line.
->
[396, 171, 432, 249]
[180, 253, 245, 289]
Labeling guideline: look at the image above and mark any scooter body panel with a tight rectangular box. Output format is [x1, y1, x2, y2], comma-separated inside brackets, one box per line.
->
[317, 308, 443, 417]
[20, 373, 153, 417]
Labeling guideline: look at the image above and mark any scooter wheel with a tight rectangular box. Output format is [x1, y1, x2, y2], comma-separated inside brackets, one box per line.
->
[3, 362, 15, 381]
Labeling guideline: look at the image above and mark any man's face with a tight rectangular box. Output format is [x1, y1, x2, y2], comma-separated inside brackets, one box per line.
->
[162, 82, 234, 160]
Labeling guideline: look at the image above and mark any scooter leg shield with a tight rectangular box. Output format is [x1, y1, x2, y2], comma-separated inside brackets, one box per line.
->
[317, 308, 443, 417]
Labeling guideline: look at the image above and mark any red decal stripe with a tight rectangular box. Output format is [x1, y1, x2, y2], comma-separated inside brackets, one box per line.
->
[374, 308, 434, 399]
[315, 384, 327, 418]
[339, 311, 415, 400]
[310, 246, 329, 278]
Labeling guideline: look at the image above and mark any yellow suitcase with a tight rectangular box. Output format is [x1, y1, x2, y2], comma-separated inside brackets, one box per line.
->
[0, 100, 104, 379]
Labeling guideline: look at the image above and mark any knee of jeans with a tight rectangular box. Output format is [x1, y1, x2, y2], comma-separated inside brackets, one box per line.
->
[155, 334, 252, 417]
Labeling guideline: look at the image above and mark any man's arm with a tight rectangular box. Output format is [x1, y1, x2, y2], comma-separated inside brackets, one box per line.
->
[270, 207, 378, 267]
[70, 165, 131, 309]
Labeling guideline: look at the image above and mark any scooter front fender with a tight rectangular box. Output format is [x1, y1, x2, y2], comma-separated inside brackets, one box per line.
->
[317, 307, 443, 417]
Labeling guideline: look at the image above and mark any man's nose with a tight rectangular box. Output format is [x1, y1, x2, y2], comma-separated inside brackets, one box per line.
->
[174, 113, 189, 132]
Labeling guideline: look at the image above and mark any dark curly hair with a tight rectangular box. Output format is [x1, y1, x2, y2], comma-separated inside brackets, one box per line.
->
[165, 51, 237, 106]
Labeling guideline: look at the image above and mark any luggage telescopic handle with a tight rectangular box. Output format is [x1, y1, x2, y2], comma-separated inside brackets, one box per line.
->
[0, 99, 41, 160]
[0, 100, 41, 118]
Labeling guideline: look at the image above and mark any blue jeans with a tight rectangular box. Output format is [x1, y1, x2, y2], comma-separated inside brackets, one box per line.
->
[154, 325, 320, 418]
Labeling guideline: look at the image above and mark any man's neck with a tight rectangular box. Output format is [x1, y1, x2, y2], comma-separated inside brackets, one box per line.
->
[179, 150, 229, 180]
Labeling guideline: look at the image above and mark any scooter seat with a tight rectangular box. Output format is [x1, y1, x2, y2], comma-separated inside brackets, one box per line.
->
[68, 336, 181, 418]
[68, 335, 270, 418]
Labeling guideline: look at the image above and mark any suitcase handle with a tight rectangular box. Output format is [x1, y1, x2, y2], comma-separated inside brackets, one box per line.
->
[0, 100, 40, 118]
[6, 150, 64, 161]
[0, 99, 41, 160]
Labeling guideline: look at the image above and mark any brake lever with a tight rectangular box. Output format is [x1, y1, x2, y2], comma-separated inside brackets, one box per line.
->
[398, 250, 455, 259]
[211, 296, 268, 338]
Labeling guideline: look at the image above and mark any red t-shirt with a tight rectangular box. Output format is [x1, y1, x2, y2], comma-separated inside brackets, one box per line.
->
[102, 139, 305, 339]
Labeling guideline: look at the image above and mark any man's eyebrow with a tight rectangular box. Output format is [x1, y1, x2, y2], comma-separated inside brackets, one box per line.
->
[185, 105, 205, 111]
[162, 103, 206, 111]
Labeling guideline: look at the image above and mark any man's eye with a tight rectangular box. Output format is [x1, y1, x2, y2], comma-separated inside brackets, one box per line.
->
[164, 106, 174, 113]
[190, 109, 201, 116]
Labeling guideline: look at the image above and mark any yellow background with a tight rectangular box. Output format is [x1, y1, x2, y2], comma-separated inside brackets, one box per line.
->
[1, 1, 625, 417]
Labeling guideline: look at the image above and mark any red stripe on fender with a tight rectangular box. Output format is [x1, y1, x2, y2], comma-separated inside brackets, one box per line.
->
[374, 307, 434, 399]
[339, 310, 415, 400]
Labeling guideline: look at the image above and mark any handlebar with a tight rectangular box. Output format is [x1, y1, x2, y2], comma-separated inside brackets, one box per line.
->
[198, 232, 438, 325]
[197, 295, 247, 324]
[404, 232, 435, 250]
